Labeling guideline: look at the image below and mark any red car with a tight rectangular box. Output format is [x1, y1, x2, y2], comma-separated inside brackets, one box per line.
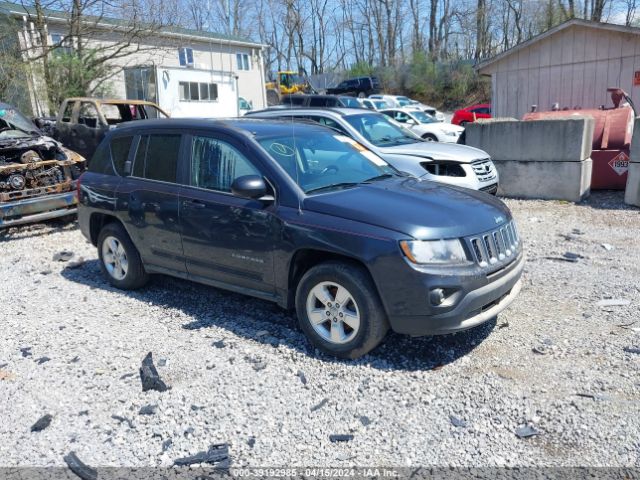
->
[452, 103, 492, 126]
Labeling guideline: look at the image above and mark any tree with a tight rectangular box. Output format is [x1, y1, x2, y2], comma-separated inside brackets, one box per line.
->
[12, 0, 183, 113]
[0, 16, 31, 113]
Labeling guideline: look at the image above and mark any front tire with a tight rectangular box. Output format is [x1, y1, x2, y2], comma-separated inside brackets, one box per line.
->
[97, 222, 148, 289]
[295, 261, 389, 359]
[422, 133, 438, 142]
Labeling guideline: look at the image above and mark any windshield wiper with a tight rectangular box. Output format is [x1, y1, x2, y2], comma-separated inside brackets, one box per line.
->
[361, 173, 395, 183]
[305, 182, 360, 194]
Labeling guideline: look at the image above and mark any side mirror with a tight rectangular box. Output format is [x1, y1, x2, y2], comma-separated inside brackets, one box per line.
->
[231, 175, 268, 199]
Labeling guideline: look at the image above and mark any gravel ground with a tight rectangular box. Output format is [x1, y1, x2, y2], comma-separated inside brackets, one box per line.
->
[0, 191, 639, 470]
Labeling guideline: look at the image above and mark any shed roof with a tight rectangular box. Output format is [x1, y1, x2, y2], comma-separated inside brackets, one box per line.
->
[476, 18, 640, 73]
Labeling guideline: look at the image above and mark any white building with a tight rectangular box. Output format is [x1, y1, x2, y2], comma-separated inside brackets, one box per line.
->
[0, 1, 267, 117]
[477, 19, 640, 119]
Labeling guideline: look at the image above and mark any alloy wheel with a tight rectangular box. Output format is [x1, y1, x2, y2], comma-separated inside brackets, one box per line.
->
[101, 236, 129, 280]
[306, 281, 360, 344]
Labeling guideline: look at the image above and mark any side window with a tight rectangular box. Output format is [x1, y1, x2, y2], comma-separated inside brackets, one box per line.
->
[78, 102, 100, 128]
[110, 136, 134, 176]
[102, 104, 123, 125]
[191, 136, 260, 192]
[309, 97, 329, 107]
[286, 96, 305, 106]
[132, 134, 181, 183]
[61, 101, 74, 122]
[313, 116, 348, 135]
[395, 112, 410, 123]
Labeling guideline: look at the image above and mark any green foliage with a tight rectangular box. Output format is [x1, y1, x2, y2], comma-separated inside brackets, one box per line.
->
[361, 57, 490, 111]
[47, 50, 112, 108]
[347, 61, 374, 77]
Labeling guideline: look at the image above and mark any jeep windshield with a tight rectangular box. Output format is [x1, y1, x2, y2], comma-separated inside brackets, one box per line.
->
[257, 130, 397, 194]
[0, 106, 40, 139]
[343, 113, 420, 147]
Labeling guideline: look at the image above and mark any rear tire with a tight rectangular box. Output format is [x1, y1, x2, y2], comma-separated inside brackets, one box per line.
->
[295, 261, 389, 359]
[97, 222, 148, 290]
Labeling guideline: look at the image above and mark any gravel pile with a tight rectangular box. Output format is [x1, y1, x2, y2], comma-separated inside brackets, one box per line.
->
[0, 192, 638, 469]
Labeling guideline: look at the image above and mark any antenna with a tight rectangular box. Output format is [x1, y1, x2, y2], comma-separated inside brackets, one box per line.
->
[290, 113, 302, 215]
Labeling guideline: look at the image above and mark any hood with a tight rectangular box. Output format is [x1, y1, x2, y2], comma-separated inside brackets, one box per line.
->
[377, 141, 488, 163]
[0, 134, 61, 152]
[302, 177, 511, 239]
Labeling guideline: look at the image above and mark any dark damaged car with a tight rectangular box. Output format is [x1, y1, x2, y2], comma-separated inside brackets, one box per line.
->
[78, 118, 524, 359]
[0, 103, 86, 228]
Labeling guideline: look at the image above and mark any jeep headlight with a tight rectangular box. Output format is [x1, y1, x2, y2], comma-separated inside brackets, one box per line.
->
[400, 239, 468, 265]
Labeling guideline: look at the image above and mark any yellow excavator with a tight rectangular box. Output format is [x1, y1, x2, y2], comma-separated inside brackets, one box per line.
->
[265, 71, 313, 105]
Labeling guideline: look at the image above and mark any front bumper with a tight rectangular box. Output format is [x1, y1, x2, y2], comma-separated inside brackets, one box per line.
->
[0, 191, 77, 228]
[387, 252, 525, 336]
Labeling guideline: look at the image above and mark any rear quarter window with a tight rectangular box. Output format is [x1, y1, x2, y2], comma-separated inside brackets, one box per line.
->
[88, 140, 115, 175]
[110, 136, 134, 176]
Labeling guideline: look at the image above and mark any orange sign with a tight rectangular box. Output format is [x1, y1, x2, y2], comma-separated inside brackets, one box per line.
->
[634, 71, 640, 86]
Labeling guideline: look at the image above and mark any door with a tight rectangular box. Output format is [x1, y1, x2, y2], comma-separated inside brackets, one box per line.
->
[55, 100, 77, 151]
[72, 101, 109, 159]
[179, 133, 277, 294]
[118, 132, 186, 273]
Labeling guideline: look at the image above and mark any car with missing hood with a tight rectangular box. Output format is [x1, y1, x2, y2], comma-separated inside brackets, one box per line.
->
[246, 107, 498, 194]
[0, 103, 86, 228]
[77, 118, 523, 358]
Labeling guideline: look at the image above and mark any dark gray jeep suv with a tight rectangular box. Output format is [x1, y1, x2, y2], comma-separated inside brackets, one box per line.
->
[78, 118, 524, 358]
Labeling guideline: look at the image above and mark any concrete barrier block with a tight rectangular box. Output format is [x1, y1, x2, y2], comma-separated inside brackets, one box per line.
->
[465, 117, 593, 162]
[624, 161, 640, 207]
[629, 117, 640, 164]
[494, 159, 592, 202]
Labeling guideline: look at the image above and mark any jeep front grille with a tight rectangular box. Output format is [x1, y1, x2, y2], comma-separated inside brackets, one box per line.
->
[468, 220, 519, 267]
[471, 158, 497, 183]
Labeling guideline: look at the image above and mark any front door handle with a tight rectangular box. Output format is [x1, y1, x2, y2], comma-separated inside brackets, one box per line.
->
[182, 199, 206, 209]
[144, 201, 161, 212]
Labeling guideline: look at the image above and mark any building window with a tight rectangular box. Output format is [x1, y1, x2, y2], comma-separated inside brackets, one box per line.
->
[179, 82, 219, 102]
[178, 47, 194, 66]
[50, 33, 72, 55]
[236, 53, 250, 71]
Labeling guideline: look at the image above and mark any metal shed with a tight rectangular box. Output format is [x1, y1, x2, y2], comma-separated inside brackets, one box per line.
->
[477, 19, 640, 119]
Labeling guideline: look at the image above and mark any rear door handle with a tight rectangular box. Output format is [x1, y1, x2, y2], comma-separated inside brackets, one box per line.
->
[182, 199, 206, 209]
